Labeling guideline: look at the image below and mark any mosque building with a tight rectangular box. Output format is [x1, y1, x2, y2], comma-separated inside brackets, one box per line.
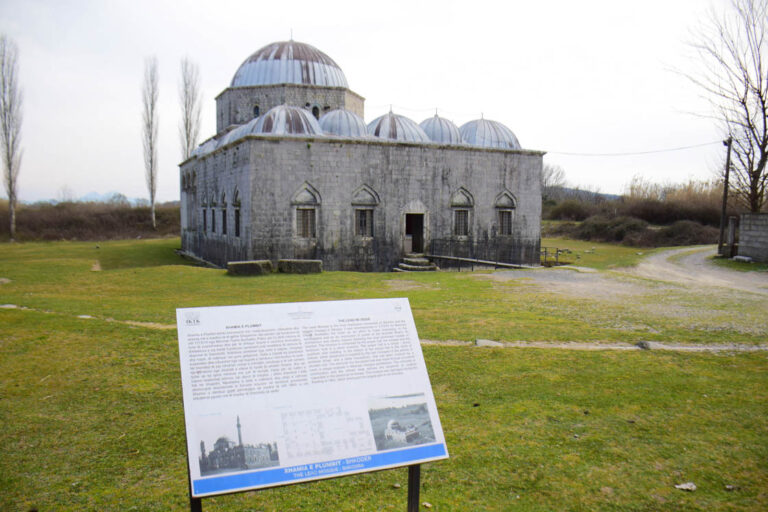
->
[198, 416, 279, 475]
[179, 40, 543, 271]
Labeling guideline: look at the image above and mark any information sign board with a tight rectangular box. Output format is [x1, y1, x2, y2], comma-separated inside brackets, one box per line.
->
[176, 298, 448, 497]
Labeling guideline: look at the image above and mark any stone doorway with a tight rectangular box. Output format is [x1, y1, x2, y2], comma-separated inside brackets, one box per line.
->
[405, 214, 425, 253]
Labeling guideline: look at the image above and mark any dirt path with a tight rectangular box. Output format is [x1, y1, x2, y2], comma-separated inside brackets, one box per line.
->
[625, 245, 768, 295]
[485, 245, 768, 299]
[421, 339, 768, 352]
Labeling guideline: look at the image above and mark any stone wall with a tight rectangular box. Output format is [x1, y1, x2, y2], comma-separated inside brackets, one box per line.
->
[739, 213, 768, 262]
[182, 135, 542, 271]
[216, 84, 365, 131]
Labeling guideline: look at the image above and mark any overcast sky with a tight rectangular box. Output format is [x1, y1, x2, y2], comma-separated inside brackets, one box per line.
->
[0, 0, 728, 203]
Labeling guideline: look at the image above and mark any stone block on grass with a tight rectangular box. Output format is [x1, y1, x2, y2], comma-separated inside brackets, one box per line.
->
[278, 259, 323, 274]
[227, 260, 273, 276]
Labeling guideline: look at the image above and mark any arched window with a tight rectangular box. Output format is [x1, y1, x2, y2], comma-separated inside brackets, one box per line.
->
[292, 182, 321, 238]
[450, 188, 474, 237]
[220, 192, 227, 235]
[253, 105, 260, 117]
[495, 191, 517, 236]
[352, 185, 380, 238]
[312, 106, 320, 119]
[210, 192, 217, 233]
[232, 189, 241, 238]
[201, 191, 208, 232]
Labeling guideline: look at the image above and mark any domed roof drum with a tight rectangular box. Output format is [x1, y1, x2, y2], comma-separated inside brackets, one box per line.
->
[420, 114, 465, 144]
[319, 109, 368, 137]
[459, 118, 521, 149]
[367, 112, 431, 143]
[254, 105, 323, 136]
[231, 40, 349, 88]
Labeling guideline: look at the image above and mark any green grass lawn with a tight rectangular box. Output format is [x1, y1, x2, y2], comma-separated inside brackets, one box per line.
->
[711, 255, 768, 273]
[541, 236, 657, 270]
[0, 238, 764, 345]
[1, 238, 766, 510]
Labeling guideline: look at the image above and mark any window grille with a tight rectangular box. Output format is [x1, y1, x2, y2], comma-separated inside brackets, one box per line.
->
[296, 208, 316, 238]
[454, 209, 469, 236]
[355, 209, 374, 237]
[498, 210, 513, 235]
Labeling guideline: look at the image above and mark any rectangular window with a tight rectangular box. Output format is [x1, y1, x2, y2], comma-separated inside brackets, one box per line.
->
[454, 209, 469, 236]
[222, 208, 227, 235]
[498, 210, 513, 235]
[355, 209, 374, 237]
[203, 209, 207, 231]
[211, 209, 216, 233]
[235, 208, 241, 237]
[297, 208, 316, 238]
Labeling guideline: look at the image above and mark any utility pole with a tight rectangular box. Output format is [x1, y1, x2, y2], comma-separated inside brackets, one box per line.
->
[717, 137, 732, 256]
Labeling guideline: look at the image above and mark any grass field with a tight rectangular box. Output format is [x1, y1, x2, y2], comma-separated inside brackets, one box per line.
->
[1, 238, 766, 510]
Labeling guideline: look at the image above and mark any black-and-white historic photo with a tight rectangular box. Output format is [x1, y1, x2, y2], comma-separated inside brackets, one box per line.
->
[198, 415, 279, 476]
[368, 394, 436, 451]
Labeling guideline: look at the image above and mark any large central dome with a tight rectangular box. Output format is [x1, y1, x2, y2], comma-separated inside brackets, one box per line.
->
[231, 40, 349, 88]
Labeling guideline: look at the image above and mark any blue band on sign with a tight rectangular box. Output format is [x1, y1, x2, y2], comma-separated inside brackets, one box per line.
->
[193, 443, 447, 496]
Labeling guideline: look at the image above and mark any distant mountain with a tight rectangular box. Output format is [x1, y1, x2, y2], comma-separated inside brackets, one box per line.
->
[80, 191, 124, 203]
[22, 192, 151, 206]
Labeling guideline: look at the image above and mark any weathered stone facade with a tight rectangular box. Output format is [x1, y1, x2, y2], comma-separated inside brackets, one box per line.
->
[180, 40, 543, 272]
[216, 84, 364, 132]
[182, 136, 542, 270]
[739, 213, 768, 262]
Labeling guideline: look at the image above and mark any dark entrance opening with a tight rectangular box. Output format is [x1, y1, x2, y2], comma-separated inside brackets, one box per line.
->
[405, 214, 424, 253]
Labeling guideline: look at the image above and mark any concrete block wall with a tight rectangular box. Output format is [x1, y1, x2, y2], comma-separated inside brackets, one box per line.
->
[739, 213, 768, 262]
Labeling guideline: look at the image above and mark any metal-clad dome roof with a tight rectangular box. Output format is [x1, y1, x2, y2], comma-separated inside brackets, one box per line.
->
[367, 111, 431, 143]
[231, 40, 349, 88]
[319, 109, 368, 137]
[192, 138, 218, 157]
[253, 104, 322, 136]
[459, 118, 521, 149]
[420, 114, 465, 144]
[218, 122, 253, 146]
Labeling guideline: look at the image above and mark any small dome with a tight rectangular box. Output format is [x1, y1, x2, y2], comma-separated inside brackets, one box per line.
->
[218, 122, 252, 146]
[367, 111, 431, 143]
[459, 118, 521, 149]
[192, 138, 218, 157]
[253, 105, 322, 136]
[420, 114, 464, 144]
[319, 109, 368, 137]
[231, 40, 348, 88]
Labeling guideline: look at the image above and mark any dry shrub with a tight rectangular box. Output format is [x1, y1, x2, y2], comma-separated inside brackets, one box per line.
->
[550, 215, 716, 247]
[547, 199, 599, 221]
[623, 221, 719, 247]
[0, 201, 180, 241]
[622, 177, 723, 226]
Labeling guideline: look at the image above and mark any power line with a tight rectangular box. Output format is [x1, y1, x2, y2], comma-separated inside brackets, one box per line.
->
[548, 140, 724, 157]
[367, 104, 728, 157]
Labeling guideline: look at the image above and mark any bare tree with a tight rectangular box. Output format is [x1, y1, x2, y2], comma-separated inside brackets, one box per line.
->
[1, 35, 22, 241]
[179, 57, 202, 161]
[541, 163, 566, 200]
[690, 0, 768, 212]
[142, 56, 159, 229]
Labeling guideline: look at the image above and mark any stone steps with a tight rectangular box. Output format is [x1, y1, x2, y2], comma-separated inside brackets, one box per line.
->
[393, 254, 438, 272]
